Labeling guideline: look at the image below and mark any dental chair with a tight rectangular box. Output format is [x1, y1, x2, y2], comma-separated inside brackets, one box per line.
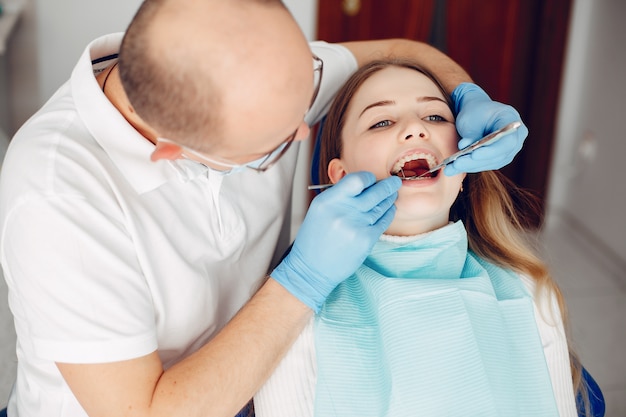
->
[578, 366, 606, 417]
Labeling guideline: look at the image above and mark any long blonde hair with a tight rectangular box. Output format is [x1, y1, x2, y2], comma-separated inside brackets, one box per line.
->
[318, 59, 585, 409]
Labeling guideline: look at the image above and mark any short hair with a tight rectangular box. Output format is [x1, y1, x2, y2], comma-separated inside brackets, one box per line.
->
[118, 0, 288, 150]
[118, 0, 221, 149]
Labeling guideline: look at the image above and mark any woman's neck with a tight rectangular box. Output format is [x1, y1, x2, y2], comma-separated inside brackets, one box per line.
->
[384, 217, 450, 238]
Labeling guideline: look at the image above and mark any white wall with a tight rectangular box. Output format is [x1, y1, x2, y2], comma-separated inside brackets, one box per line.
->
[547, 0, 626, 265]
[35, 0, 144, 100]
[284, 0, 318, 41]
[6, 0, 143, 134]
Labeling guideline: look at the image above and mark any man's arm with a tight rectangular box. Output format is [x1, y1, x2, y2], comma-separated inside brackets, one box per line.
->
[340, 38, 472, 93]
[57, 173, 401, 417]
[57, 278, 311, 417]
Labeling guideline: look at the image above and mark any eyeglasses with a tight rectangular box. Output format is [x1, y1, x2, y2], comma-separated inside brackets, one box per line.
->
[159, 54, 324, 173]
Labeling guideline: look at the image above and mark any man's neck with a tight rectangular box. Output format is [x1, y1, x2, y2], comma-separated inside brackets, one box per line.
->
[97, 63, 158, 144]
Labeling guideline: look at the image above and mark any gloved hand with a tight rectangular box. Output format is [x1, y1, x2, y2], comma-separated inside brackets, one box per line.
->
[445, 82, 529, 176]
[271, 172, 401, 312]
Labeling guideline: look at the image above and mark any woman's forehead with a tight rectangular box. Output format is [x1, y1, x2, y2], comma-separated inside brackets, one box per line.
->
[359, 67, 443, 99]
[348, 67, 446, 118]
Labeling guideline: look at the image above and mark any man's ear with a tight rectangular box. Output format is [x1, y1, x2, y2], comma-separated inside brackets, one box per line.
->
[327, 158, 347, 184]
[151, 140, 184, 161]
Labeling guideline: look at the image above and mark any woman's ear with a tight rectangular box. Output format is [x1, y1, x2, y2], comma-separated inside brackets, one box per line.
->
[151, 140, 184, 161]
[327, 158, 347, 184]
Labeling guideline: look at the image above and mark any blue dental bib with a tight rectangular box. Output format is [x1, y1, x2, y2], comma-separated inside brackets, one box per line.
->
[314, 221, 559, 417]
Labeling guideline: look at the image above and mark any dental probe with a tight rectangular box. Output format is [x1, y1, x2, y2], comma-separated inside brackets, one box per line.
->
[307, 121, 521, 190]
[307, 183, 334, 190]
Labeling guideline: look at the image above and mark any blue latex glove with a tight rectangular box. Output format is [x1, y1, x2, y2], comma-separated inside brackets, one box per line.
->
[272, 172, 401, 312]
[446, 82, 529, 176]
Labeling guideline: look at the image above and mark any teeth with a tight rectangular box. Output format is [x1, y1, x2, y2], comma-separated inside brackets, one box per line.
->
[391, 153, 437, 174]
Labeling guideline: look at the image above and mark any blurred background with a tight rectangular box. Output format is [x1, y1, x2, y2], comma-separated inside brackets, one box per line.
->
[0, 0, 624, 414]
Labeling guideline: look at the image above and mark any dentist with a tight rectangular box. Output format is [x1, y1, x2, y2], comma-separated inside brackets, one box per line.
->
[0, 1, 527, 416]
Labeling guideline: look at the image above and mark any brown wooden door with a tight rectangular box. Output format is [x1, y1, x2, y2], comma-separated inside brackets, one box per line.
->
[318, 0, 572, 226]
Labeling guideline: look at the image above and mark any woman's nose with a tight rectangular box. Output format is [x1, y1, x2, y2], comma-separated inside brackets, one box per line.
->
[404, 132, 426, 140]
[402, 118, 428, 141]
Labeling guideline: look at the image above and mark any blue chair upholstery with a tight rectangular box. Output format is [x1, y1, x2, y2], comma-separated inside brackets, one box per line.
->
[309, 116, 326, 190]
[234, 400, 254, 417]
[578, 367, 606, 417]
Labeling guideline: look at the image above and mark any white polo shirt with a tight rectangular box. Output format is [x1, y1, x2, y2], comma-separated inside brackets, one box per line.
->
[0, 33, 357, 417]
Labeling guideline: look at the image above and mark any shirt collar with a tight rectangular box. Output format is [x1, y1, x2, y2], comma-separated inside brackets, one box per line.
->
[70, 33, 203, 194]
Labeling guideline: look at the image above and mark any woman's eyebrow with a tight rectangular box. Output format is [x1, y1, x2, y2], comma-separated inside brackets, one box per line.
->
[417, 96, 448, 104]
[359, 96, 448, 117]
[360, 100, 394, 117]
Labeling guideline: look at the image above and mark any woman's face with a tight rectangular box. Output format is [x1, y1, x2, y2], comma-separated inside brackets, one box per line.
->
[328, 66, 466, 236]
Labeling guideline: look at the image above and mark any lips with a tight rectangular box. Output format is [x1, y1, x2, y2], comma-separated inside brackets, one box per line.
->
[390, 152, 438, 179]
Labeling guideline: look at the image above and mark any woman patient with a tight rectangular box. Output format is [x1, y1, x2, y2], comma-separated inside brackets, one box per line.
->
[254, 60, 581, 416]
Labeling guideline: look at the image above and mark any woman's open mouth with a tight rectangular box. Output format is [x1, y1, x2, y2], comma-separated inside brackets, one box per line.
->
[390, 153, 439, 179]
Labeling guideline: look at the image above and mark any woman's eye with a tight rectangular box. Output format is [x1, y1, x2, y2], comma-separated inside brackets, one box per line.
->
[371, 120, 392, 129]
[424, 115, 446, 122]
